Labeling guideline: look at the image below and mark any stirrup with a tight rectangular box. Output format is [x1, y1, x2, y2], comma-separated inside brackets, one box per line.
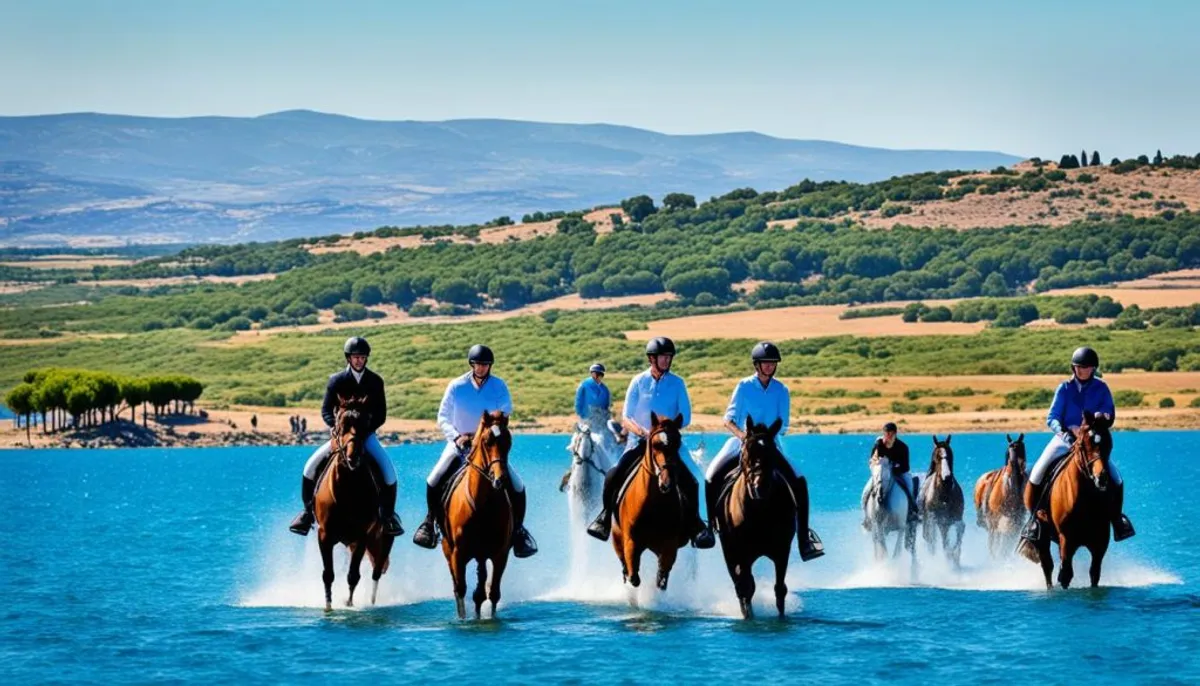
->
[1020, 516, 1042, 543]
[383, 514, 404, 537]
[1113, 515, 1136, 542]
[692, 526, 716, 549]
[289, 510, 313, 536]
[586, 511, 611, 541]
[799, 529, 825, 562]
[513, 527, 539, 558]
[412, 519, 439, 549]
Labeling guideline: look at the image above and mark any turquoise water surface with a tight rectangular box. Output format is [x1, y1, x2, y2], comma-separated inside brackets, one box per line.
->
[1, 432, 1195, 684]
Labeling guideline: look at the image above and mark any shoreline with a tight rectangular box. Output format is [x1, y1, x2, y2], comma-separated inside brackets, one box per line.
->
[3, 404, 1197, 449]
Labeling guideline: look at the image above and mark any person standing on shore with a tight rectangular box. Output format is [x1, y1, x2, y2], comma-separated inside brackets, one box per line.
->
[288, 337, 403, 537]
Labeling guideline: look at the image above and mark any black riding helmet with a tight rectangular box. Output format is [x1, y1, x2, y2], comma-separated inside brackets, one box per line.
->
[751, 341, 782, 363]
[645, 337, 676, 356]
[468, 344, 495, 365]
[1071, 346, 1100, 369]
[343, 336, 371, 358]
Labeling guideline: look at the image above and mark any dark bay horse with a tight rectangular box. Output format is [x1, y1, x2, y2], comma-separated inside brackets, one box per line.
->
[441, 411, 513, 619]
[314, 395, 393, 612]
[713, 417, 795, 619]
[973, 434, 1027, 556]
[920, 435, 965, 566]
[1023, 412, 1115, 589]
[610, 412, 690, 598]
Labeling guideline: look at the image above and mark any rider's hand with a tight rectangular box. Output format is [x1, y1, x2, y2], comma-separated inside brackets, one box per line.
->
[455, 434, 471, 449]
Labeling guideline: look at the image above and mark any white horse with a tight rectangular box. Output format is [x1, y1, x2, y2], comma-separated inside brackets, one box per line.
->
[862, 454, 916, 562]
[563, 417, 622, 524]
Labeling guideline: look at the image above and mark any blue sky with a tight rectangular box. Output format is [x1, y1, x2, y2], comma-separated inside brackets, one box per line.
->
[2, 0, 1198, 157]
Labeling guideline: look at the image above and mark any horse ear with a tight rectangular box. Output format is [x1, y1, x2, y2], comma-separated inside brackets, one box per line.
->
[1083, 410, 1094, 424]
[945, 434, 952, 445]
[1018, 433, 1024, 442]
[745, 414, 754, 433]
[768, 418, 783, 436]
[674, 413, 684, 427]
[932, 435, 939, 446]
[650, 411, 660, 427]
[337, 393, 347, 406]
[1006, 433, 1012, 443]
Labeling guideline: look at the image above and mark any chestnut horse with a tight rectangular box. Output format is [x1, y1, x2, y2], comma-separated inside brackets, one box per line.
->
[1022, 412, 1115, 589]
[314, 395, 393, 612]
[610, 412, 690, 597]
[713, 417, 795, 619]
[441, 411, 513, 619]
[973, 434, 1027, 557]
[920, 435, 965, 566]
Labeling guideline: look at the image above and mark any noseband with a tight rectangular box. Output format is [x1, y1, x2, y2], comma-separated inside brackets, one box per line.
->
[466, 424, 509, 488]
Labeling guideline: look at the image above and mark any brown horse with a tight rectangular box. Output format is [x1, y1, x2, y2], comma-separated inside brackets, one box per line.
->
[713, 416, 795, 619]
[610, 412, 690, 598]
[973, 434, 1027, 556]
[441, 411, 514, 619]
[1022, 411, 1114, 589]
[920, 435, 965, 566]
[314, 395, 394, 612]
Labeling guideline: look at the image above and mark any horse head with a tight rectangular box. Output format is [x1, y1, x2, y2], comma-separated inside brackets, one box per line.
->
[869, 451, 894, 505]
[740, 415, 783, 501]
[930, 434, 954, 482]
[1075, 411, 1114, 492]
[647, 411, 684, 494]
[334, 394, 372, 471]
[1005, 433, 1027, 487]
[572, 422, 595, 463]
[472, 411, 512, 491]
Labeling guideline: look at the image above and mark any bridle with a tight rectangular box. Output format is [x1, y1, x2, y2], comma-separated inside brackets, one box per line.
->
[465, 423, 510, 490]
[571, 427, 607, 477]
[331, 407, 367, 471]
[1071, 424, 1111, 491]
[642, 425, 678, 490]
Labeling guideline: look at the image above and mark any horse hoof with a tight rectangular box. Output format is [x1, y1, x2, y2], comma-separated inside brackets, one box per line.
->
[324, 603, 333, 613]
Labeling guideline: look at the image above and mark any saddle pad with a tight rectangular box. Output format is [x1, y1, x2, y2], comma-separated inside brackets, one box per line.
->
[715, 468, 794, 518]
[436, 462, 469, 532]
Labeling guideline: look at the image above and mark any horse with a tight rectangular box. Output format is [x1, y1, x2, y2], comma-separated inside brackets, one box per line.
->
[440, 411, 515, 619]
[713, 416, 795, 619]
[973, 434, 1027, 557]
[919, 435, 965, 566]
[610, 412, 691, 598]
[1023, 412, 1116, 589]
[862, 453, 916, 563]
[562, 418, 621, 523]
[313, 395, 394, 612]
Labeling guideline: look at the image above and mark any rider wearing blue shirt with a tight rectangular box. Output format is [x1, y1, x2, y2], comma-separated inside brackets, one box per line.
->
[411, 344, 538, 557]
[703, 342, 825, 561]
[575, 363, 611, 424]
[1024, 346, 1134, 541]
[586, 337, 715, 549]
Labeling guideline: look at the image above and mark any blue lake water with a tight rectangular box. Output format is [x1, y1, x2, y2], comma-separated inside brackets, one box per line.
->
[1, 432, 1196, 684]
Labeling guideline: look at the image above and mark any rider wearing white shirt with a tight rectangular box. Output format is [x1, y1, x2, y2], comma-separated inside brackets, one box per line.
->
[703, 342, 824, 561]
[586, 337, 715, 549]
[411, 344, 538, 558]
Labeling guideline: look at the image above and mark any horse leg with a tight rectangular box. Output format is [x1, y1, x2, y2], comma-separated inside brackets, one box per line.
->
[625, 538, 643, 588]
[773, 553, 789, 619]
[656, 546, 678, 591]
[738, 563, 756, 619]
[346, 542, 367, 607]
[952, 522, 965, 567]
[1037, 538, 1054, 589]
[1058, 536, 1077, 589]
[446, 548, 468, 619]
[369, 535, 392, 606]
[473, 559, 488, 620]
[922, 514, 936, 554]
[612, 529, 628, 584]
[488, 553, 508, 618]
[318, 533, 336, 613]
[1089, 538, 1109, 588]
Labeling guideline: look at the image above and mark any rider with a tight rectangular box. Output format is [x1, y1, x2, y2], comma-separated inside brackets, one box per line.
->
[585, 337, 715, 549]
[289, 336, 404, 537]
[862, 421, 921, 526]
[411, 344, 539, 558]
[575, 363, 612, 427]
[1024, 346, 1135, 541]
[703, 342, 825, 561]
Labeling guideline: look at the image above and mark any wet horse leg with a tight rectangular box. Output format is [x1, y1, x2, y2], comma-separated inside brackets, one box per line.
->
[446, 547, 468, 619]
[1058, 535, 1078, 589]
[318, 532, 336, 613]
[773, 550, 789, 619]
[1037, 537, 1054, 589]
[624, 537, 643, 588]
[488, 553, 508, 618]
[656, 545, 678, 591]
[346, 541, 367, 607]
[472, 558, 488, 619]
[1089, 537, 1109, 588]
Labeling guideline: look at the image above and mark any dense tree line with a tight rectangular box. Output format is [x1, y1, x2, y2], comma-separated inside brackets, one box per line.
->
[3, 369, 203, 441]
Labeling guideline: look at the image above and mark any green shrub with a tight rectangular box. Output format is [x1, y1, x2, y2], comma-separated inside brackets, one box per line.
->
[1114, 389, 1145, 406]
[1003, 388, 1055, 409]
[1159, 397, 1175, 408]
[1190, 397, 1200, 408]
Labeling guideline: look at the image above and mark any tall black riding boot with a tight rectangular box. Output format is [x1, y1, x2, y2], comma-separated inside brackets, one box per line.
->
[1110, 482, 1135, 542]
[412, 483, 442, 549]
[794, 476, 825, 562]
[680, 469, 715, 549]
[379, 482, 404, 537]
[704, 478, 721, 534]
[289, 476, 316, 535]
[587, 444, 640, 541]
[509, 487, 538, 558]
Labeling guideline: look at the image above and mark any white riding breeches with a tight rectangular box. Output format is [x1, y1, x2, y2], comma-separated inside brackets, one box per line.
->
[426, 441, 524, 492]
[704, 436, 803, 481]
[302, 434, 397, 485]
[1030, 434, 1121, 486]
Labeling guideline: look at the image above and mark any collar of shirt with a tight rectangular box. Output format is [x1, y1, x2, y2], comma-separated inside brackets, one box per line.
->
[347, 366, 365, 384]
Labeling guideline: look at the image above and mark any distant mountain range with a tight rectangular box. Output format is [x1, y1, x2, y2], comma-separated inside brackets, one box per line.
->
[0, 110, 1021, 246]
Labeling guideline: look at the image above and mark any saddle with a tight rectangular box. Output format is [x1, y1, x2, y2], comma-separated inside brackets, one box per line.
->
[715, 466, 794, 519]
[314, 450, 382, 502]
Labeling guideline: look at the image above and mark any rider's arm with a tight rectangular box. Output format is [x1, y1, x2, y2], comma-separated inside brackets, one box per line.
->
[1098, 383, 1116, 420]
[778, 384, 790, 437]
[574, 382, 587, 419]
[370, 375, 387, 433]
[436, 381, 459, 443]
[1046, 382, 1068, 434]
[723, 382, 744, 439]
[495, 378, 514, 416]
[621, 377, 645, 437]
[676, 377, 692, 429]
[320, 374, 338, 428]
